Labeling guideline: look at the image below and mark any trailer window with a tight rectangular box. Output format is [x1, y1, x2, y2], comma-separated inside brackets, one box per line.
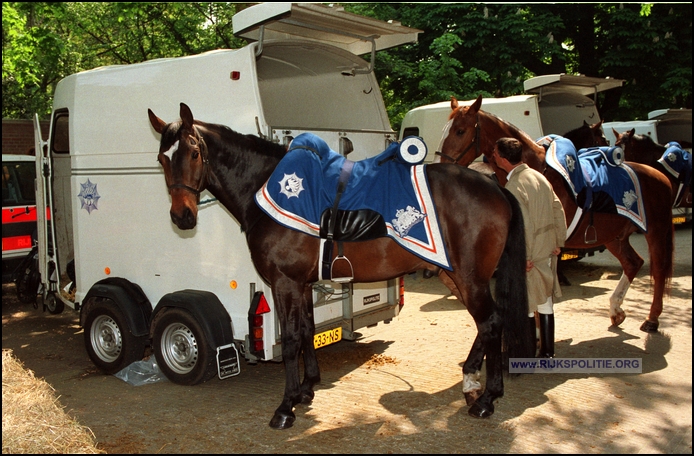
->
[52, 111, 70, 154]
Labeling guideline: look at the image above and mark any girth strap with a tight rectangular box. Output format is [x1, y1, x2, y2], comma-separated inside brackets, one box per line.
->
[322, 159, 354, 280]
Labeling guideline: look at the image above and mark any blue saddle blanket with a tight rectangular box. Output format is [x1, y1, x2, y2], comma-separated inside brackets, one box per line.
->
[540, 135, 647, 231]
[659, 142, 692, 194]
[659, 142, 692, 206]
[255, 133, 451, 270]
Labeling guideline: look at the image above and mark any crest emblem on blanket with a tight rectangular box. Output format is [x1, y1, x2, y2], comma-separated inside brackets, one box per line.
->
[392, 206, 426, 237]
[622, 190, 638, 210]
[279, 173, 304, 199]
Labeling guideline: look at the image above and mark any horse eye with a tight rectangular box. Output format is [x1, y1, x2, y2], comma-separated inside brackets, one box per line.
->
[191, 151, 200, 160]
[456, 129, 465, 136]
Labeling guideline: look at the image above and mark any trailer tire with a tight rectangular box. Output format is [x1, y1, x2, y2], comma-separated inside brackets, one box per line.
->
[45, 294, 65, 315]
[83, 297, 147, 374]
[152, 308, 217, 385]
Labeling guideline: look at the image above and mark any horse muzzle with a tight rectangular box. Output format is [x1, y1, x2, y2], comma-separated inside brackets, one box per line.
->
[170, 205, 197, 230]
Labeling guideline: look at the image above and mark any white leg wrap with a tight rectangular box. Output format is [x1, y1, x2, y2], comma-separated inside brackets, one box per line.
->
[463, 371, 482, 393]
[609, 272, 631, 315]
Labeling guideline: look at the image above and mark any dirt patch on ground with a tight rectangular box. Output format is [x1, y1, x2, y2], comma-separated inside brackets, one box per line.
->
[1, 227, 691, 453]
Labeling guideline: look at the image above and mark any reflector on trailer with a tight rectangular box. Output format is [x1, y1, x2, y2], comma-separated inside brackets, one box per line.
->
[255, 294, 271, 314]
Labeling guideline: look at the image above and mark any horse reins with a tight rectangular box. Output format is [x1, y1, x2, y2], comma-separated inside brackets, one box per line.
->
[435, 114, 480, 164]
[166, 126, 210, 200]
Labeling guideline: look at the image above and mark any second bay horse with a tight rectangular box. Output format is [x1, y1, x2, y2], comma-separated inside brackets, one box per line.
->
[613, 128, 692, 209]
[436, 95, 674, 333]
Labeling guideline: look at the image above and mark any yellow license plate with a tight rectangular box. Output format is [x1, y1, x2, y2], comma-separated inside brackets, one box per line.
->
[560, 251, 579, 261]
[673, 216, 686, 225]
[314, 327, 342, 349]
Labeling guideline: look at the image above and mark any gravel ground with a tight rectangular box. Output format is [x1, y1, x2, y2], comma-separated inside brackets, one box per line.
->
[2, 225, 691, 453]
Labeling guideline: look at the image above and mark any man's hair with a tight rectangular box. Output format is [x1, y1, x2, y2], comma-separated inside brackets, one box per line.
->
[496, 137, 523, 164]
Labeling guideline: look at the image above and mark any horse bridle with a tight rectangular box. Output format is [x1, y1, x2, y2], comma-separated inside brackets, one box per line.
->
[165, 125, 210, 199]
[434, 114, 480, 164]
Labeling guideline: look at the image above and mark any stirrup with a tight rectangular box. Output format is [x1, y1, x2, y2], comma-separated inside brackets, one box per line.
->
[331, 255, 354, 283]
[584, 225, 597, 244]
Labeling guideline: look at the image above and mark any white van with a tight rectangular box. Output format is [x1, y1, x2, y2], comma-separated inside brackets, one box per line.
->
[603, 108, 692, 148]
[400, 74, 624, 163]
[32, 3, 420, 384]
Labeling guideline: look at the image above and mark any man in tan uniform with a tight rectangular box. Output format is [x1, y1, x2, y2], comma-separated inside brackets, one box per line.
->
[493, 138, 567, 358]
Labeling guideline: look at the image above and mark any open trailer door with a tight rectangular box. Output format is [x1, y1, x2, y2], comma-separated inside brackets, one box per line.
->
[233, 2, 421, 57]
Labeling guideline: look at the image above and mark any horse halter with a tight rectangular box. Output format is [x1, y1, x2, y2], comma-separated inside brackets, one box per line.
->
[164, 126, 210, 199]
[435, 114, 480, 164]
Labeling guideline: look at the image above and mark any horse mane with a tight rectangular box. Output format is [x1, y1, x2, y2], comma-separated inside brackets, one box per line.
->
[195, 120, 287, 167]
[478, 109, 538, 149]
[562, 124, 590, 144]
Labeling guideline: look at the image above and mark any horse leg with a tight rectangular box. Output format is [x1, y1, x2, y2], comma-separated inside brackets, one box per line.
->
[440, 271, 503, 418]
[299, 285, 320, 404]
[437, 271, 484, 403]
[269, 279, 308, 430]
[462, 335, 484, 405]
[603, 236, 644, 327]
[639, 225, 673, 332]
[468, 309, 503, 418]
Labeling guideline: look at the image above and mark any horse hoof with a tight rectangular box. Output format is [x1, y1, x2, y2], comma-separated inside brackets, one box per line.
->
[639, 320, 659, 333]
[301, 391, 315, 404]
[269, 412, 295, 430]
[464, 390, 482, 406]
[610, 311, 626, 327]
[468, 401, 494, 418]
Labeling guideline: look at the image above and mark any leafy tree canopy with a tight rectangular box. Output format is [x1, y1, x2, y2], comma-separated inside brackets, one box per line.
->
[3, 2, 691, 130]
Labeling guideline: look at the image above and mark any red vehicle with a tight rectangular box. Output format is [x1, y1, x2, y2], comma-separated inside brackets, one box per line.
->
[2, 154, 38, 282]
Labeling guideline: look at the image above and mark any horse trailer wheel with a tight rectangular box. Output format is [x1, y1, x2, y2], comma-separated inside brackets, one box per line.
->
[152, 308, 217, 385]
[83, 298, 147, 374]
[45, 294, 65, 314]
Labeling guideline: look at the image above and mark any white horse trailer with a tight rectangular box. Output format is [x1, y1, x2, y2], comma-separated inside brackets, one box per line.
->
[32, 3, 420, 385]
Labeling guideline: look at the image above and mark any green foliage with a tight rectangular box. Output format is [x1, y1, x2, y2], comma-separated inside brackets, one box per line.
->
[2, 2, 691, 128]
[2, 2, 247, 119]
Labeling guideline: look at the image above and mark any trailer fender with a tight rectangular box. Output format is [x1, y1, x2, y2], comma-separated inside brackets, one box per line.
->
[81, 278, 152, 337]
[152, 290, 234, 350]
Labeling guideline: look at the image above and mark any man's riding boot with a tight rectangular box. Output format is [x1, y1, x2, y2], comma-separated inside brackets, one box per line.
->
[539, 313, 555, 358]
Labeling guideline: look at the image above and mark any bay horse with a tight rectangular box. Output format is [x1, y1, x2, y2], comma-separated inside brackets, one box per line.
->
[613, 128, 692, 209]
[563, 120, 609, 149]
[436, 95, 674, 333]
[148, 103, 534, 429]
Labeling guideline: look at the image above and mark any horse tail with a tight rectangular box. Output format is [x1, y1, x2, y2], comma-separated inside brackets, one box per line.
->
[495, 187, 535, 365]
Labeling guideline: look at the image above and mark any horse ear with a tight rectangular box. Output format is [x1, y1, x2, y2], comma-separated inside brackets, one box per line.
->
[469, 95, 483, 114]
[612, 127, 620, 138]
[583, 120, 589, 127]
[148, 109, 167, 134]
[627, 128, 635, 138]
[450, 97, 459, 111]
[596, 119, 604, 127]
[180, 103, 194, 129]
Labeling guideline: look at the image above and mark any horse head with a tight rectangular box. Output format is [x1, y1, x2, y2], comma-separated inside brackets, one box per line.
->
[563, 119, 608, 150]
[435, 95, 484, 166]
[148, 103, 210, 230]
[613, 128, 638, 161]
[591, 120, 609, 146]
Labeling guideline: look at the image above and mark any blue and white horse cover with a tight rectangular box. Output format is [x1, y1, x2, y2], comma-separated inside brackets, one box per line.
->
[255, 133, 451, 270]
